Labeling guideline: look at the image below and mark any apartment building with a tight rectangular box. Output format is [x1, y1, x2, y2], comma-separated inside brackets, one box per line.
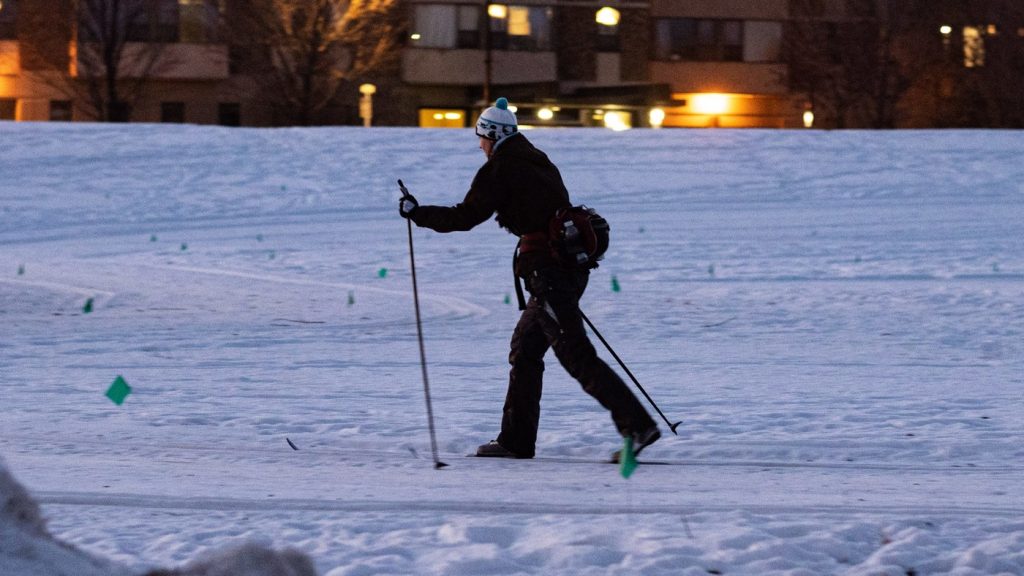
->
[403, 0, 815, 129]
[0, 0, 252, 125]
[1, 0, 1019, 128]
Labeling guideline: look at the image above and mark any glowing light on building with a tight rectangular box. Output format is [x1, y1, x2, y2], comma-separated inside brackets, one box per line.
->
[648, 107, 665, 128]
[537, 107, 554, 121]
[488, 4, 508, 19]
[595, 7, 620, 27]
[691, 93, 730, 116]
[603, 111, 631, 131]
[803, 110, 815, 128]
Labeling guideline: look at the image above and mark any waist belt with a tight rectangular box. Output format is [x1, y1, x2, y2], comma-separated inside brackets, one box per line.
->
[518, 231, 549, 254]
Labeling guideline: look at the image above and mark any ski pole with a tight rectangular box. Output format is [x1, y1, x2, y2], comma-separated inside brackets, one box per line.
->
[399, 179, 447, 469]
[579, 308, 682, 434]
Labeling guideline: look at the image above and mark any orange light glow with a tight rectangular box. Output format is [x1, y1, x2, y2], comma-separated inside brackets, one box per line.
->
[691, 93, 730, 115]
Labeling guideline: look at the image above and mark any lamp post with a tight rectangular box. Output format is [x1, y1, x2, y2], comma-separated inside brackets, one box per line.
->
[483, 3, 508, 106]
[359, 83, 377, 127]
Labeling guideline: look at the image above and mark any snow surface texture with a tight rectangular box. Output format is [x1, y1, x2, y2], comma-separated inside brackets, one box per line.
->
[1, 124, 1023, 575]
[0, 458, 315, 576]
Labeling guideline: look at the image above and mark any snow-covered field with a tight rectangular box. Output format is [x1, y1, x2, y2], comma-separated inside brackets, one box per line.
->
[1, 123, 1023, 575]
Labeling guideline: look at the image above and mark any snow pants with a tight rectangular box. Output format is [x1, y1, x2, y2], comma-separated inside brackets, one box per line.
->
[496, 267, 657, 457]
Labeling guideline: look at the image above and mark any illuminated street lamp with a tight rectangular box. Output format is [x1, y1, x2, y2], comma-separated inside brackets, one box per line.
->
[359, 83, 377, 127]
[649, 107, 666, 128]
[803, 110, 815, 128]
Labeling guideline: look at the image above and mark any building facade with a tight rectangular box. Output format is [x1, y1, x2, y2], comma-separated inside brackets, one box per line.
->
[1, 0, 1020, 128]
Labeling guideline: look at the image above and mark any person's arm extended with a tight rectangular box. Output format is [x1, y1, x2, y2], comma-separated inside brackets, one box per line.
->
[411, 168, 498, 233]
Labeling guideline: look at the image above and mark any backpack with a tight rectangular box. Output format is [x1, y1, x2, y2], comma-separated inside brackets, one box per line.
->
[549, 205, 610, 269]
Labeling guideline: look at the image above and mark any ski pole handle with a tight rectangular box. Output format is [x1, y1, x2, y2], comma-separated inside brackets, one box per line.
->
[398, 179, 412, 199]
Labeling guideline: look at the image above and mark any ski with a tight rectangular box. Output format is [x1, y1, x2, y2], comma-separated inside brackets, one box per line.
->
[466, 454, 674, 466]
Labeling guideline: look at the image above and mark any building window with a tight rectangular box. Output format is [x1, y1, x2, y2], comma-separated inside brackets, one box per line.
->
[218, 102, 240, 126]
[655, 18, 744, 62]
[179, 0, 219, 43]
[93, 0, 217, 44]
[963, 25, 986, 67]
[490, 5, 552, 51]
[411, 5, 457, 48]
[412, 3, 551, 51]
[595, 7, 620, 52]
[0, 98, 15, 120]
[161, 102, 185, 123]
[456, 5, 481, 48]
[419, 108, 466, 128]
[0, 0, 16, 40]
[50, 100, 73, 121]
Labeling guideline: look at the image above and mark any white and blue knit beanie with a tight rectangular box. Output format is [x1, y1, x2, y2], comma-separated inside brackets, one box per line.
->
[475, 97, 518, 142]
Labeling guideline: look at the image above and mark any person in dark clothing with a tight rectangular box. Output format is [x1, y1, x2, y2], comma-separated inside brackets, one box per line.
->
[399, 97, 660, 459]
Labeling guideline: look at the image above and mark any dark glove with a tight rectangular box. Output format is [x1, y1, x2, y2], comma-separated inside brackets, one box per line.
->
[399, 193, 418, 219]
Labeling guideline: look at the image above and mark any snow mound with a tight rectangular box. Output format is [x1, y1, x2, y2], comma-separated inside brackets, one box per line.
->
[143, 543, 317, 576]
[1, 456, 317, 576]
[0, 455, 128, 576]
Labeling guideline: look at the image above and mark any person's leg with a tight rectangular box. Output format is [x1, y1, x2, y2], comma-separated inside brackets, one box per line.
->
[534, 269, 657, 438]
[491, 300, 551, 457]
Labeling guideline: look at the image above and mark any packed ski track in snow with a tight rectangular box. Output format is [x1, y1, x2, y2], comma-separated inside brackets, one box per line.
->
[2, 124, 1023, 575]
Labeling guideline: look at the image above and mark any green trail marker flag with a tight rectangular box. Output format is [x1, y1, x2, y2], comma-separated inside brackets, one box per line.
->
[611, 275, 621, 293]
[105, 376, 132, 405]
[378, 267, 388, 278]
[619, 436, 638, 478]
[82, 298, 94, 314]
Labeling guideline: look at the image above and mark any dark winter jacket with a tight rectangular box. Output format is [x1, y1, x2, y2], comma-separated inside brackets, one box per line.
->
[411, 133, 571, 276]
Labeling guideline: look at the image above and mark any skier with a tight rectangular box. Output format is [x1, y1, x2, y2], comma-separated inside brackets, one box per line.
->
[399, 97, 660, 459]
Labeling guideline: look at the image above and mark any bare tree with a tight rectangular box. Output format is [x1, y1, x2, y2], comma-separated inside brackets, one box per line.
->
[938, 0, 1024, 127]
[227, 0, 402, 126]
[786, 0, 1024, 128]
[17, 0, 185, 121]
[785, 0, 942, 128]
[74, 0, 182, 121]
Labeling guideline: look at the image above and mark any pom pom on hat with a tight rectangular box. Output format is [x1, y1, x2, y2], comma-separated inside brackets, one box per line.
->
[476, 97, 518, 142]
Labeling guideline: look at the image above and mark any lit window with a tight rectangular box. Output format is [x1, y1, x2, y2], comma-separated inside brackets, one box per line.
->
[419, 108, 466, 128]
[489, 5, 552, 51]
[508, 6, 530, 36]
[963, 26, 985, 67]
